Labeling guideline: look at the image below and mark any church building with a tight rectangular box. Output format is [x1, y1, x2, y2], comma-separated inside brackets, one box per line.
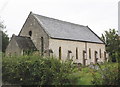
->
[6, 12, 107, 65]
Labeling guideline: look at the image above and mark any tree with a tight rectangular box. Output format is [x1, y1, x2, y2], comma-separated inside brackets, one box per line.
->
[0, 20, 9, 53]
[101, 29, 120, 62]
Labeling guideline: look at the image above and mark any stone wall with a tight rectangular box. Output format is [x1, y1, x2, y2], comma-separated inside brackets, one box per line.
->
[49, 38, 106, 65]
[19, 13, 49, 53]
[5, 37, 22, 56]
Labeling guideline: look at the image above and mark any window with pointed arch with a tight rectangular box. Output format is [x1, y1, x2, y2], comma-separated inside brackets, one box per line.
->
[95, 51, 98, 64]
[76, 47, 78, 59]
[99, 49, 102, 58]
[89, 48, 91, 59]
[41, 37, 44, 56]
[59, 47, 61, 60]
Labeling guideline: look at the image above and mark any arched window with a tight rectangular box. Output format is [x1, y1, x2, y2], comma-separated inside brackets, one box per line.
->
[76, 48, 78, 59]
[59, 47, 61, 60]
[104, 51, 107, 61]
[99, 49, 101, 58]
[89, 48, 91, 59]
[95, 51, 98, 64]
[29, 31, 32, 36]
[41, 37, 44, 56]
[68, 50, 72, 60]
[83, 50, 86, 66]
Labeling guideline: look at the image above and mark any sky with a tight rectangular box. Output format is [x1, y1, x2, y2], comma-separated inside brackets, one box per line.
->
[0, 0, 119, 37]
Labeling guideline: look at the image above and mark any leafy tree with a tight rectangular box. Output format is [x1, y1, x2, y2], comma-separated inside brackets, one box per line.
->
[0, 20, 9, 52]
[101, 29, 120, 62]
[2, 31, 9, 52]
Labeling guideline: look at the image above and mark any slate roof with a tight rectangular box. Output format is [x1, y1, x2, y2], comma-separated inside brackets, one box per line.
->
[32, 13, 104, 44]
[14, 36, 37, 50]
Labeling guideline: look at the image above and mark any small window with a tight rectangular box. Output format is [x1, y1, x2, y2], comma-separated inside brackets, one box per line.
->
[41, 37, 44, 56]
[29, 31, 32, 36]
[100, 49, 101, 58]
[89, 48, 91, 59]
[104, 51, 107, 61]
[49, 49, 53, 57]
[59, 47, 61, 60]
[95, 51, 98, 58]
[68, 50, 72, 59]
[95, 51, 98, 64]
[83, 50, 86, 66]
[76, 48, 78, 59]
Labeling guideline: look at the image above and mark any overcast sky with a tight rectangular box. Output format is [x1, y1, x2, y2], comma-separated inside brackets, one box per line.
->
[0, 0, 119, 37]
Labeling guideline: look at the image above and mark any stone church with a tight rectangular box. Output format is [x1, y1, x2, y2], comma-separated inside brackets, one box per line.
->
[6, 12, 107, 65]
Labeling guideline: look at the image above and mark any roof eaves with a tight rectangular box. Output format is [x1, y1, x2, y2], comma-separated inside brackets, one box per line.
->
[50, 37, 104, 44]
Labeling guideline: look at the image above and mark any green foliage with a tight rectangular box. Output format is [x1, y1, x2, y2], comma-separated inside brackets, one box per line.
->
[72, 62, 119, 85]
[91, 63, 119, 85]
[76, 67, 95, 85]
[2, 31, 9, 52]
[2, 55, 79, 86]
[101, 29, 120, 62]
[0, 20, 9, 52]
[3, 54, 119, 86]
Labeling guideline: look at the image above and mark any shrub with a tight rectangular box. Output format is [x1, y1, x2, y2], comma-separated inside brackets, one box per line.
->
[2, 55, 79, 86]
[91, 62, 119, 85]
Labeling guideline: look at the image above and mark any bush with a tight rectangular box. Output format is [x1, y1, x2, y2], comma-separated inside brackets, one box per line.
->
[2, 55, 79, 86]
[91, 62, 119, 85]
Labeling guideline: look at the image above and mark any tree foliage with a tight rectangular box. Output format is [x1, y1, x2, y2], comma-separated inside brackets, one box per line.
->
[2, 31, 9, 52]
[101, 29, 120, 62]
[0, 20, 9, 52]
[92, 63, 119, 85]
